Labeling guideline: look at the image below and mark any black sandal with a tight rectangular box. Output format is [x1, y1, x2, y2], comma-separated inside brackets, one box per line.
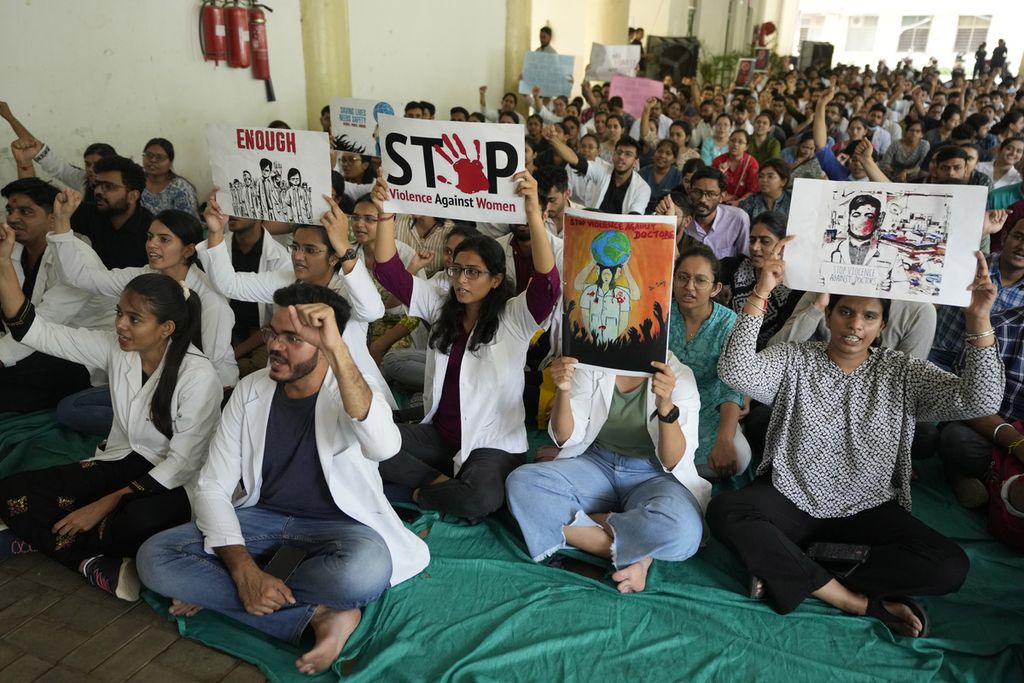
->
[864, 596, 930, 638]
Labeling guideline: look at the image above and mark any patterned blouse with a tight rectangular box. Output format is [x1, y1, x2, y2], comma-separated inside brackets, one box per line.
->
[718, 312, 1004, 517]
[668, 301, 744, 464]
[141, 176, 199, 219]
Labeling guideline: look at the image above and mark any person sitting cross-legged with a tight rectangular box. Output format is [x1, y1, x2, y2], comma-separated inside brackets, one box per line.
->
[137, 283, 429, 675]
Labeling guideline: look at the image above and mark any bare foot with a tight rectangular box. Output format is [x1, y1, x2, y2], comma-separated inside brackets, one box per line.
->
[295, 606, 361, 675]
[169, 599, 203, 617]
[879, 601, 923, 637]
[611, 557, 653, 594]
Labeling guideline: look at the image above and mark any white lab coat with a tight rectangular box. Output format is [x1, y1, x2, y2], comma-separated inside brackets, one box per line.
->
[0, 240, 114, 377]
[409, 273, 553, 471]
[552, 353, 711, 512]
[203, 229, 293, 327]
[48, 231, 239, 387]
[196, 240, 396, 407]
[20, 317, 222, 494]
[571, 161, 651, 215]
[192, 368, 429, 586]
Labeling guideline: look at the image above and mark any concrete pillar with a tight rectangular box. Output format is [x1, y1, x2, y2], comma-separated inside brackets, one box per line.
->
[505, 0, 532, 111]
[299, 0, 351, 130]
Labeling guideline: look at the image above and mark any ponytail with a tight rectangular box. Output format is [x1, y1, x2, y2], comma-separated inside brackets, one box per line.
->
[123, 274, 203, 440]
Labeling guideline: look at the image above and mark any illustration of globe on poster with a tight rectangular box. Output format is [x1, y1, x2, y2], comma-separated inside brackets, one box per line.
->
[562, 208, 677, 375]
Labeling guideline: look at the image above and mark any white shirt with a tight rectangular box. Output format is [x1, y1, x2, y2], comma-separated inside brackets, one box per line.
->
[48, 231, 239, 387]
[193, 367, 429, 586]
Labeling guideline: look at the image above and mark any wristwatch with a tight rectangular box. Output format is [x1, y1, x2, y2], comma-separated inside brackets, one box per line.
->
[340, 247, 359, 262]
[657, 405, 680, 423]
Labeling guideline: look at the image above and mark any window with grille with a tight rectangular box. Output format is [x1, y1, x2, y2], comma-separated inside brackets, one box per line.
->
[798, 14, 826, 45]
[897, 16, 932, 53]
[845, 16, 878, 53]
[954, 15, 991, 55]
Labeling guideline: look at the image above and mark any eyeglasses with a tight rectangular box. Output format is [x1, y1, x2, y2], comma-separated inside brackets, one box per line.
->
[288, 243, 330, 255]
[689, 189, 721, 200]
[349, 215, 378, 225]
[675, 272, 714, 289]
[259, 327, 307, 347]
[446, 265, 491, 280]
[93, 181, 125, 192]
[143, 152, 169, 162]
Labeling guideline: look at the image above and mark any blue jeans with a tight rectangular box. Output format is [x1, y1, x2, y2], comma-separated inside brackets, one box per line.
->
[136, 506, 392, 644]
[506, 445, 703, 568]
[56, 385, 113, 436]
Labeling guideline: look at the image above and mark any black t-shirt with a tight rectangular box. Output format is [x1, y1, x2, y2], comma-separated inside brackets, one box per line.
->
[599, 173, 632, 214]
[259, 384, 351, 520]
[71, 203, 152, 269]
[230, 233, 264, 344]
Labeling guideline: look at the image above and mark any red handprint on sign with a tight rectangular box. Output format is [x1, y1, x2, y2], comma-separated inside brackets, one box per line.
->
[434, 133, 489, 194]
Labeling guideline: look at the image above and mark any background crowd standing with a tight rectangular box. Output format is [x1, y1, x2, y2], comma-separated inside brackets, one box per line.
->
[0, 24, 1022, 674]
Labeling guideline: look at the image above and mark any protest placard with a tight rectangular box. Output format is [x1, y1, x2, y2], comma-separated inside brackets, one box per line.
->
[783, 179, 988, 306]
[736, 58, 755, 86]
[754, 48, 770, 71]
[206, 124, 331, 226]
[329, 97, 397, 157]
[561, 208, 676, 375]
[585, 43, 641, 81]
[608, 75, 664, 119]
[378, 117, 525, 223]
[518, 52, 575, 97]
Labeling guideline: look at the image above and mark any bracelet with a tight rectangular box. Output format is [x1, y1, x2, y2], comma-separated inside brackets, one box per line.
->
[1009, 437, 1024, 455]
[964, 329, 995, 341]
[751, 288, 772, 302]
[377, 213, 396, 221]
[994, 422, 1015, 442]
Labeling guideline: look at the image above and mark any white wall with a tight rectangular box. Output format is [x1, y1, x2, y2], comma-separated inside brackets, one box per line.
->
[0, 0, 308, 196]
[347, 0, 506, 119]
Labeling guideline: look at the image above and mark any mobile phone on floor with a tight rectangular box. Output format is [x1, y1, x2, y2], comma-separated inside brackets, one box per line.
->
[264, 545, 307, 582]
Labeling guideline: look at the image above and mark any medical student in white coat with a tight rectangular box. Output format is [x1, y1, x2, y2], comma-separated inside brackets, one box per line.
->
[49, 191, 237, 434]
[372, 170, 560, 520]
[506, 353, 709, 593]
[0, 229, 222, 601]
[137, 283, 429, 676]
[198, 191, 399, 407]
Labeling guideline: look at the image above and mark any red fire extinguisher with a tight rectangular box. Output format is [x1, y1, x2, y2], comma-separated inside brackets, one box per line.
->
[199, 1, 227, 64]
[225, 0, 251, 68]
[249, 4, 276, 101]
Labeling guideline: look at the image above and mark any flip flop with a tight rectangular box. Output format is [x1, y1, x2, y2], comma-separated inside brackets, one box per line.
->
[865, 596, 930, 638]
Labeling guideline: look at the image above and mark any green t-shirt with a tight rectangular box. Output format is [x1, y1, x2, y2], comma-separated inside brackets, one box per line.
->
[593, 380, 654, 458]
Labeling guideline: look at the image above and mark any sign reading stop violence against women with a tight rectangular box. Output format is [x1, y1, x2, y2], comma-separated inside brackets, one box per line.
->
[608, 75, 665, 119]
[379, 117, 526, 223]
[206, 124, 332, 226]
[561, 208, 676, 376]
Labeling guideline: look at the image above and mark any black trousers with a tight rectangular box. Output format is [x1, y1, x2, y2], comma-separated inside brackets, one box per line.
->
[377, 423, 525, 519]
[0, 452, 190, 569]
[707, 477, 969, 614]
[0, 352, 90, 413]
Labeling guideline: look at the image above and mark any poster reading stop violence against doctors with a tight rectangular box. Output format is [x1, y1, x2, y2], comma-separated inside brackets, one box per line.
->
[378, 117, 526, 223]
[561, 208, 677, 375]
[206, 124, 332, 226]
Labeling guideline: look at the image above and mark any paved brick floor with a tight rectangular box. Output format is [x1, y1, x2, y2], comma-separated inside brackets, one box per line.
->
[0, 553, 266, 682]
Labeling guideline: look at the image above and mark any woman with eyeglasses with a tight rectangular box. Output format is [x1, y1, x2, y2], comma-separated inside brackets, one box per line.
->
[372, 170, 559, 520]
[668, 244, 751, 480]
[47, 190, 237, 435]
[140, 138, 199, 219]
[0, 217, 221, 600]
[198, 190, 396, 407]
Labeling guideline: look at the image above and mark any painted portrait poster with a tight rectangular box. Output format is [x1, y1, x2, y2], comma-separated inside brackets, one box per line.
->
[561, 209, 677, 375]
[329, 97, 397, 157]
[206, 124, 331, 226]
[784, 179, 988, 306]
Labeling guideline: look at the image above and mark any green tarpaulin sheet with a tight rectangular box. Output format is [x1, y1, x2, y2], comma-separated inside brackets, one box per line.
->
[3, 412, 1022, 681]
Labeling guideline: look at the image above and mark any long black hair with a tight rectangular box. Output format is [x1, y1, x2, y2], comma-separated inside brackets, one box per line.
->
[124, 274, 203, 440]
[153, 210, 202, 266]
[429, 235, 513, 354]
